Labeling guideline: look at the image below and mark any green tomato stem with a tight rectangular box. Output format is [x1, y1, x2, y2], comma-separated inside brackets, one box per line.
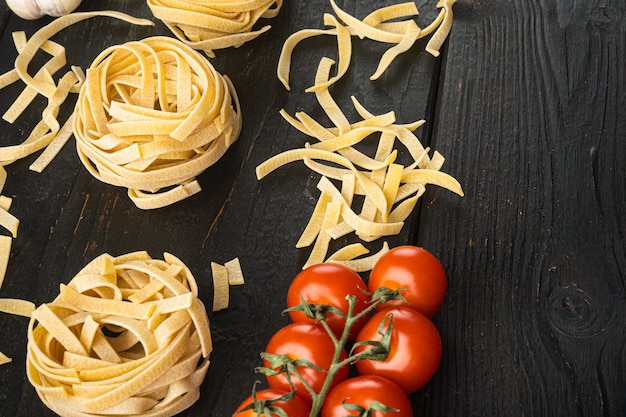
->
[307, 291, 393, 417]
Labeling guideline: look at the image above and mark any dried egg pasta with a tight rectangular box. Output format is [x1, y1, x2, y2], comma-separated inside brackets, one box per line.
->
[0, 236, 11, 289]
[257, 96, 463, 268]
[277, 0, 457, 87]
[0, 13, 153, 330]
[0, 297, 34, 365]
[0, 12, 154, 170]
[0, 298, 35, 317]
[147, 0, 283, 57]
[73, 36, 242, 209]
[211, 257, 245, 311]
[0, 166, 17, 289]
[326, 241, 390, 272]
[259, 0, 462, 269]
[26, 252, 212, 417]
[225, 258, 245, 286]
[211, 262, 230, 312]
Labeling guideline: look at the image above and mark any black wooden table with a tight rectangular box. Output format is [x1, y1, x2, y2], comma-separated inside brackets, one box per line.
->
[0, 0, 624, 416]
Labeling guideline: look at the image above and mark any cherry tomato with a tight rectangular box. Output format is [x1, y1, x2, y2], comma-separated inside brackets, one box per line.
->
[368, 245, 447, 317]
[263, 322, 349, 403]
[233, 388, 311, 417]
[321, 375, 413, 417]
[287, 263, 370, 340]
[353, 306, 442, 394]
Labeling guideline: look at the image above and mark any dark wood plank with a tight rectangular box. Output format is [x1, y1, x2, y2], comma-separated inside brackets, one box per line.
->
[1, 0, 624, 416]
[0, 1, 445, 416]
[421, 0, 626, 416]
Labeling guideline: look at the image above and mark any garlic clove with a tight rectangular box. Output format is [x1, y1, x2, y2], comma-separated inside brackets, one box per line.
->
[35, 0, 82, 17]
[5, 0, 83, 19]
[6, 0, 45, 20]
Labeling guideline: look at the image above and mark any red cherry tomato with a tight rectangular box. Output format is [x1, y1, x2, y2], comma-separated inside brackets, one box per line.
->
[368, 245, 447, 317]
[287, 263, 370, 339]
[354, 306, 442, 394]
[263, 322, 349, 403]
[321, 375, 413, 417]
[233, 388, 311, 417]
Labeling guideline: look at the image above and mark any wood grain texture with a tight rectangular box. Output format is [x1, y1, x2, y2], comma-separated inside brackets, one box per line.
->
[0, 0, 624, 416]
[422, 0, 626, 416]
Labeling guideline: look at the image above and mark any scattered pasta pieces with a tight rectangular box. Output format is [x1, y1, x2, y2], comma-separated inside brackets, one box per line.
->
[257, 87, 463, 269]
[260, 0, 462, 270]
[73, 36, 243, 209]
[278, 0, 456, 89]
[26, 252, 212, 417]
[0, 165, 23, 366]
[0, 12, 154, 334]
[212, 257, 245, 311]
[257, 94, 463, 268]
[0, 11, 154, 172]
[147, 0, 283, 58]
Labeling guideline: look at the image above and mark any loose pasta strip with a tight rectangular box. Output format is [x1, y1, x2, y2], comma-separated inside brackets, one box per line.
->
[73, 36, 242, 209]
[303, 200, 342, 268]
[147, 0, 283, 57]
[277, 27, 339, 91]
[330, 0, 456, 57]
[26, 252, 212, 417]
[326, 241, 390, 272]
[0, 298, 36, 317]
[225, 258, 245, 286]
[425, 0, 457, 56]
[0, 236, 11, 290]
[211, 262, 230, 312]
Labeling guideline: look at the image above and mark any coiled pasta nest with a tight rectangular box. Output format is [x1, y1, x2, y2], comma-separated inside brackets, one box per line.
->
[26, 252, 212, 417]
[147, 0, 283, 57]
[73, 36, 242, 209]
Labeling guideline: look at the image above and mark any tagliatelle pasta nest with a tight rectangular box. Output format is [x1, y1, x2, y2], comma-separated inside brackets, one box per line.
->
[147, 0, 283, 57]
[26, 252, 212, 417]
[73, 36, 242, 209]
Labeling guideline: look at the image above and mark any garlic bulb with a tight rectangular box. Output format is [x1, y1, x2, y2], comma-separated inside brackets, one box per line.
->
[6, 0, 83, 20]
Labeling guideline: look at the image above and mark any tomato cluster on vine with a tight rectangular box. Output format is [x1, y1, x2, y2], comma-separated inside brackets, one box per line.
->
[234, 245, 447, 417]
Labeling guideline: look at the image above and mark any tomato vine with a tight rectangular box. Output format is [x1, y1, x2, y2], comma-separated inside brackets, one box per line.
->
[250, 287, 403, 416]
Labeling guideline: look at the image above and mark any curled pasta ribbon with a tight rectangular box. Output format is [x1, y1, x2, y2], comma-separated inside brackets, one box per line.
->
[147, 0, 283, 57]
[278, 0, 456, 89]
[73, 36, 242, 209]
[26, 252, 212, 417]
